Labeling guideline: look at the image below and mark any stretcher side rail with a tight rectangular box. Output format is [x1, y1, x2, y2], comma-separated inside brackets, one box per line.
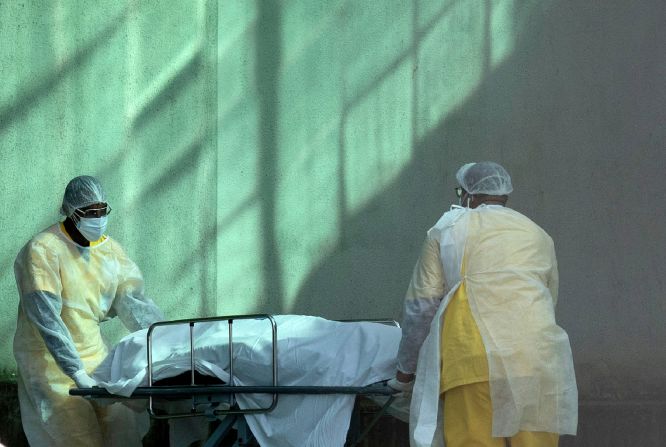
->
[141, 315, 399, 419]
[146, 314, 278, 418]
[69, 382, 398, 398]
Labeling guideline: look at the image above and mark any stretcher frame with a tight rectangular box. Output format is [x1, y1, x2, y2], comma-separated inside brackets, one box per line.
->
[70, 314, 400, 447]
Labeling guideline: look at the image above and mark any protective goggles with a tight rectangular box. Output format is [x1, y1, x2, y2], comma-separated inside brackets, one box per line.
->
[74, 204, 112, 219]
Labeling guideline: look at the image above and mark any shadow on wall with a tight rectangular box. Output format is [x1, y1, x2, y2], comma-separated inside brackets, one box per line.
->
[0, 7, 130, 134]
[255, 0, 285, 310]
[293, 0, 666, 407]
[293, 0, 553, 319]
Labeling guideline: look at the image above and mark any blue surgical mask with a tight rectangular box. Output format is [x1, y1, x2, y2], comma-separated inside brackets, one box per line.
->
[76, 216, 108, 242]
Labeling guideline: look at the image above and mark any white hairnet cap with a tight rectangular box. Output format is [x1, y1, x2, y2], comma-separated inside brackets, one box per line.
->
[60, 175, 107, 216]
[456, 161, 513, 195]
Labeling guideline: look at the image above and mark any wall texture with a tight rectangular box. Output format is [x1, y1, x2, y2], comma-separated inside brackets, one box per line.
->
[1, 0, 664, 444]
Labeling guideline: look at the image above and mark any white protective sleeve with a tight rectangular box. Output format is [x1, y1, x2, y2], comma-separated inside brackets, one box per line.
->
[112, 293, 164, 332]
[20, 290, 84, 377]
[396, 238, 446, 374]
[397, 298, 441, 374]
[109, 254, 164, 332]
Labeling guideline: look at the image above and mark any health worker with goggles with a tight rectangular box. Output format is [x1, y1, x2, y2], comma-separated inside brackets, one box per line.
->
[389, 162, 577, 447]
[13, 175, 164, 447]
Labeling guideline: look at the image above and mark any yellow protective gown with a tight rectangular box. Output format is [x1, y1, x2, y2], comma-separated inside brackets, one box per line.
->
[407, 205, 577, 446]
[13, 223, 162, 447]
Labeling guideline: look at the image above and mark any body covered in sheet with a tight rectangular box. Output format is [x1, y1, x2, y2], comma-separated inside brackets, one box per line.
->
[92, 315, 402, 447]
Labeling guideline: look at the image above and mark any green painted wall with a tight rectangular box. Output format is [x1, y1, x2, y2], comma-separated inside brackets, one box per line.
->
[2, 4, 666, 436]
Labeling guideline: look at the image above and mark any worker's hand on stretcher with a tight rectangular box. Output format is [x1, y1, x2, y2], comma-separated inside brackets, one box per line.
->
[387, 371, 415, 397]
[72, 370, 97, 388]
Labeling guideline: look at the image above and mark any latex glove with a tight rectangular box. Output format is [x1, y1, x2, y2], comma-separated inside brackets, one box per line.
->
[387, 377, 414, 397]
[72, 370, 97, 388]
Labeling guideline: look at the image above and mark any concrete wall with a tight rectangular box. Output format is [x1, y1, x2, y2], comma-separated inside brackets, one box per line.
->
[1, 0, 664, 444]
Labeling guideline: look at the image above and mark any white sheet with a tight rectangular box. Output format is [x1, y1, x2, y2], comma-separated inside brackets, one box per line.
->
[92, 315, 401, 447]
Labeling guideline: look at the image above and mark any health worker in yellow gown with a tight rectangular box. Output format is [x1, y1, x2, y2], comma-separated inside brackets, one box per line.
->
[388, 162, 578, 447]
[13, 175, 164, 447]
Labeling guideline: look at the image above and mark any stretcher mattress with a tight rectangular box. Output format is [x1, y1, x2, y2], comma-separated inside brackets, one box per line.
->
[92, 315, 401, 447]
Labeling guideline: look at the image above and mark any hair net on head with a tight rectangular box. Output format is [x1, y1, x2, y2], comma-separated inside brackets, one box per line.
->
[60, 175, 107, 216]
[456, 161, 513, 195]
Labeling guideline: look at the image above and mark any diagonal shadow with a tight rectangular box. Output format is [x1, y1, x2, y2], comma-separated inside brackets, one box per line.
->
[292, 1, 544, 318]
[130, 50, 204, 131]
[296, 0, 496, 318]
[0, 7, 130, 133]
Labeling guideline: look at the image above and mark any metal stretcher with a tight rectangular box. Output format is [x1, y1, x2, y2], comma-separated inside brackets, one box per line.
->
[70, 314, 400, 447]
